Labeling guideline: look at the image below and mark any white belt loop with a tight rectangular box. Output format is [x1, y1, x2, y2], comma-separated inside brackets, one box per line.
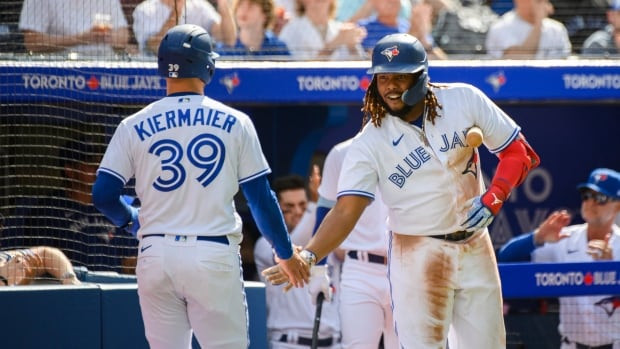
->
[287, 330, 298, 344]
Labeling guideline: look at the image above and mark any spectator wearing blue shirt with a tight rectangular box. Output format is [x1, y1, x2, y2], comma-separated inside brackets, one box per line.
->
[218, 0, 290, 58]
[357, 0, 409, 53]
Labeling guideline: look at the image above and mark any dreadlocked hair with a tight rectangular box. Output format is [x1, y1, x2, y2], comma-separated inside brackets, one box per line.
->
[361, 79, 444, 128]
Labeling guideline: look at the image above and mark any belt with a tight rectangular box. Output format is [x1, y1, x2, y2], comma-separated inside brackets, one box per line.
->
[279, 334, 333, 347]
[142, 234, 229, 245]
[575, 343, 613, 349]
[563, 337, 613, 349]
[347, 250, 387, 265]
[429, 230, 474, 242]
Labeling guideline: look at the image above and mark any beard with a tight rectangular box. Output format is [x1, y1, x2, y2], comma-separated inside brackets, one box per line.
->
[379, 96, 414, 118]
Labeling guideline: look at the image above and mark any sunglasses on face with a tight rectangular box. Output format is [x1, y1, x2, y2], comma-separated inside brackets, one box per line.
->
[580, 191, 615, 205]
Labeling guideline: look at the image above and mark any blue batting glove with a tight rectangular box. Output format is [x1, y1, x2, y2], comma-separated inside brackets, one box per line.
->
[460, 196, 495, 232]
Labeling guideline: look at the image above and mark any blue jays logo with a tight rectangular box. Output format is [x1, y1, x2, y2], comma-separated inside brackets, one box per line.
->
[462, 150, 479, 179]
[595, 296, 620, 317]
[381, 46, 400, 62]
[219, 72, 240, 94]
[594, 173, 608, 183]
[486, 71, 506, 93]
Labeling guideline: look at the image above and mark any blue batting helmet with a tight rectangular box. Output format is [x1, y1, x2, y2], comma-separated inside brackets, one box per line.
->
[157, 24, 219, 84]
[367, 33, 429, 106]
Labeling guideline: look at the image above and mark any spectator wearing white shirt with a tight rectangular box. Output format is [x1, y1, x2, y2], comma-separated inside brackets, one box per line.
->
[278, 0, 367, 60]
[19, 0, 129, 57]
[485, 0, 571, 58]
[132, 0, 236, 55]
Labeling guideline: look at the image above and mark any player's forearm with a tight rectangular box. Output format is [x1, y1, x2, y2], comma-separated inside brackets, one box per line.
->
[92, 172, 133, 227]
[484, 136, 540, 212]
[305, 195, 367, 261]
[497, 232, 536, 262]
[241, 175, 293, 260]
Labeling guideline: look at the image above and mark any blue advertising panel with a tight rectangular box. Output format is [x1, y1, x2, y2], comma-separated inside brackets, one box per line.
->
[2, 60, 619, 104]
[500, 261, 620, 298]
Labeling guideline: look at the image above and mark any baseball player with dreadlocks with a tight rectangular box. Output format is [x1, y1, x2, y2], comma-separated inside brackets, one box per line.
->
[91, 24, 309, 349]
[263, 32, 540, 348]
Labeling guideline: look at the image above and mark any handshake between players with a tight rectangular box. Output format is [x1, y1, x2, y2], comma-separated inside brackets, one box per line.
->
[263, 246, 333, 304]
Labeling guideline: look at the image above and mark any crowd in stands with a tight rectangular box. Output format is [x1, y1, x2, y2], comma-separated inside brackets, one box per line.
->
[0, 0, 617, 60]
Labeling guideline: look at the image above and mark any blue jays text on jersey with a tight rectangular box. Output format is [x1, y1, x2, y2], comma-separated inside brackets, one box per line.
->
[388, 129, 471, 188]
[133, 107, 238, 141]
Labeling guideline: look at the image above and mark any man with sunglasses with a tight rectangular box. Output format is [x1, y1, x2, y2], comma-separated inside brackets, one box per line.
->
[498, 168, 620, 349]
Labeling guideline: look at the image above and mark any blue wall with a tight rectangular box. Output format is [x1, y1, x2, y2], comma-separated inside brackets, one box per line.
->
[0, 282, 268, 349]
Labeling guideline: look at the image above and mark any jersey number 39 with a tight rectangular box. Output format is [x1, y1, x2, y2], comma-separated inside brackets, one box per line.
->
[148, 134, 225, 192]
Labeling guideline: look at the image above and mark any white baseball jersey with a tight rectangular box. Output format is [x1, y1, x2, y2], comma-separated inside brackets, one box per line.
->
[320, 139, 389, 256]
[532, 224, 620, 348]
[339, 83, 520, 237]
[99, 94, 270, 240]
[338, 82, 516, 348]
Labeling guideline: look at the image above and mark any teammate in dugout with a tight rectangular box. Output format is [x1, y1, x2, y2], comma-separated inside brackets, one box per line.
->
[91, 24, 309, 349]
[314, 138, 399, 349]
[498, 168, 620, 349]
[263, 33, 541, 348]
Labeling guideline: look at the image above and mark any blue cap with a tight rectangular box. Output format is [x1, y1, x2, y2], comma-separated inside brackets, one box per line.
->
[610, 0, 620, 10]
[577, 168, 620, 199]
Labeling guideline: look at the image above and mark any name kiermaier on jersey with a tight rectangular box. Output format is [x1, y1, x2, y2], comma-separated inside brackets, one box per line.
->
[133, 107, 239, 141]
[534, 271, 618, 287]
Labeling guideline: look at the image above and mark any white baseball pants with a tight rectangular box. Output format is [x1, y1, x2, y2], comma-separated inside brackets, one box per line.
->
[389, 231, 505, 349]
[136, 234, 248, 349]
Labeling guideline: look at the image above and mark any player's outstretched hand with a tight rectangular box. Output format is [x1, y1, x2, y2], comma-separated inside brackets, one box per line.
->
[460, 196, 495, 232]
[262, 264, 289, 285]
[533, 210, 571, 245]
[277, 250, 310, 288]
[308, 265, 333, 305]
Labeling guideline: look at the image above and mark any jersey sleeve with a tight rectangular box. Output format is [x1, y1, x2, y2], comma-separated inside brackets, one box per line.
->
[98, 121, 134, 184]
[465, 84, 520, 154]
[317, 143, 346, 202]
[531, 242, 559, 263]
[237, 117, 270, 184]
[337, 137, 378, 200]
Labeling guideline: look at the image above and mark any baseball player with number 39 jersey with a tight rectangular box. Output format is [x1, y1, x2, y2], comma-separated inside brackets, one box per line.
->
[263, 33, 541, 349]
[91, 24, 309, 349]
